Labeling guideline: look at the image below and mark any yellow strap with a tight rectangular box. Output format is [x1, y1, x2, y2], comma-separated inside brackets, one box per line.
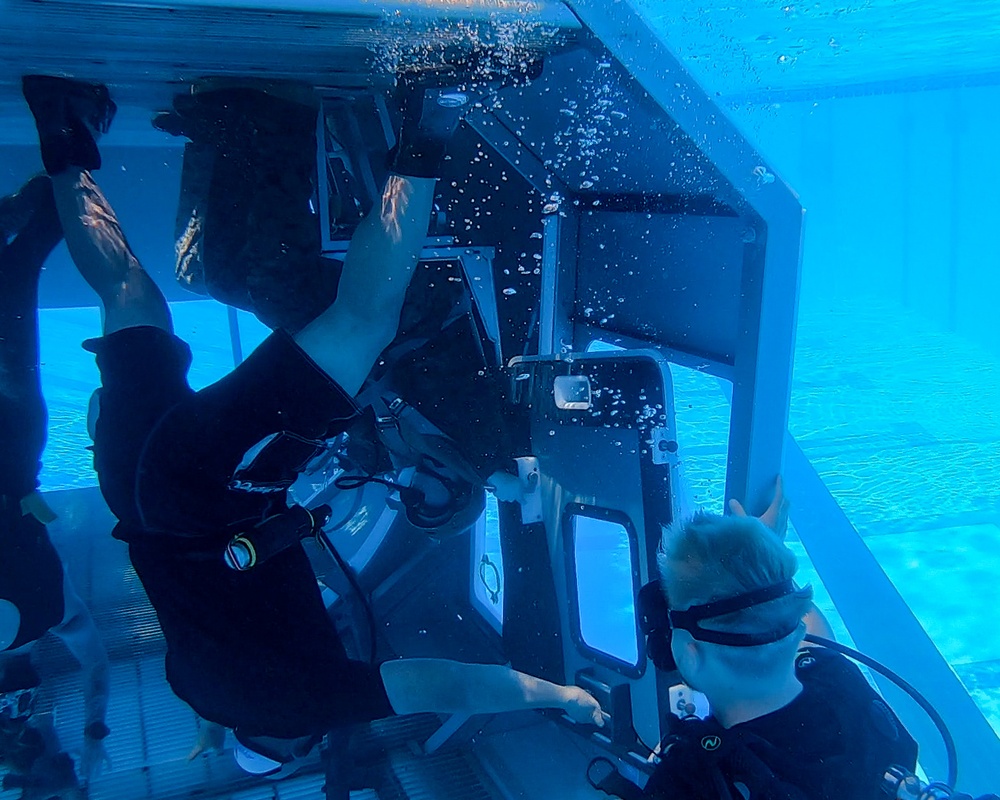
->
[20, 491, 58, 524]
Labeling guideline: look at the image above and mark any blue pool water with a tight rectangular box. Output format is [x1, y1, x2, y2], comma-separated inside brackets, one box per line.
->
[38, 289, 1000, 738]
[11, 2, 1000, 796]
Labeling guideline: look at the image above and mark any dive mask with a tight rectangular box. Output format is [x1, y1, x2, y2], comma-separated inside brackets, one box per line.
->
[637, 579, 812, 672]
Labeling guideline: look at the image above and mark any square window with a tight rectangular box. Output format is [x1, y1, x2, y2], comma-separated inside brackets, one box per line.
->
[567, 508, 640, 670]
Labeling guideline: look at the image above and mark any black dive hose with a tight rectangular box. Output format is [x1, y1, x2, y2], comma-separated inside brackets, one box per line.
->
[335, 473, 419, 501]
[322, 530, 379, 666]
[882, 764, 1000, 800]
[803, 634, 958, 789]
[220, 472, 381, 663]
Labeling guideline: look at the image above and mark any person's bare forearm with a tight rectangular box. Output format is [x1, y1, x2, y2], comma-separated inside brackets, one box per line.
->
[82, 648, 110, 727]
[293, 174, 437, 395]
[380, 659, 572, 717]
[52, 577, 110, 727]
[335, 174, 436, 323]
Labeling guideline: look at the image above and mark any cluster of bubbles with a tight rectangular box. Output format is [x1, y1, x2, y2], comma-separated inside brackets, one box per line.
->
[368, 5, 564, 303]
[545, 65, 627, 196]
[369, 8, 556, 90]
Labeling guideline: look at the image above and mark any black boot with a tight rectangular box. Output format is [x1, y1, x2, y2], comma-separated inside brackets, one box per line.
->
[388, 80, 470, 179]
[21, 76, 116, 176]
[387, 54, 544, 179]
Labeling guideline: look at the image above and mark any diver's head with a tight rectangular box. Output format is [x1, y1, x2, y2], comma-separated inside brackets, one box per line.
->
[0, 655, 39, 714]
[655, 512, 811, 701]
[0, 654, 42, 773]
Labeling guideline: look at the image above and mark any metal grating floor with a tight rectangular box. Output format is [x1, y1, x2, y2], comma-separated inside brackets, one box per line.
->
[355, 716, 504, 800]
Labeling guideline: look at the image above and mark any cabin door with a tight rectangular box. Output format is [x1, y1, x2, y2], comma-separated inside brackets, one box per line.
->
[500, 348, 683, 751]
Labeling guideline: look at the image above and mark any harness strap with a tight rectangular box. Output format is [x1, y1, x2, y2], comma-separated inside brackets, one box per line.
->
[369, 393, 483, 485]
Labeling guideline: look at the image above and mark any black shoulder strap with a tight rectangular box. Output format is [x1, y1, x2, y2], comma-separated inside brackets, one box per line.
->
[366, 392, 485, 485]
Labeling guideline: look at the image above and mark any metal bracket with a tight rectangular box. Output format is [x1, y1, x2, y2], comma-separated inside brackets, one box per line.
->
[650, 427, 679, 466]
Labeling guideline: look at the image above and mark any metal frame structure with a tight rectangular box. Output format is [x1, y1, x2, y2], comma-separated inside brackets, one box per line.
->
[467, 0, 800, 516]
[465, 0, 1000, 791]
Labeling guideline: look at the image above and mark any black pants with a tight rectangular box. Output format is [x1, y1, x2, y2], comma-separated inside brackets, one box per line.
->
[172, 93, 338, 333]
[0, 179, 62, 500]
[0, 178, 67, 649]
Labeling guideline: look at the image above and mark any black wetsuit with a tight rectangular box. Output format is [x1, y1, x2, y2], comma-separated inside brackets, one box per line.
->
[643, 647, 918, 800]
[87, 326, 393, 738]
[0, 179, 66, 651]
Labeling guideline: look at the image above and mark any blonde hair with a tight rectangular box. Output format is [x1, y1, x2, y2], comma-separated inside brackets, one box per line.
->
[656, 511, 812, 638]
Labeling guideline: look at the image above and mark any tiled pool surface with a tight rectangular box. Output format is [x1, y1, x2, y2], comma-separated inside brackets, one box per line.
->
[674, 293, 1000, 736]
[19, 290, 1000, 797]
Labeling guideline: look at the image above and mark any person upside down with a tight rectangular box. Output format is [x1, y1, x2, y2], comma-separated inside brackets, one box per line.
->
[18, 72, 602, 775]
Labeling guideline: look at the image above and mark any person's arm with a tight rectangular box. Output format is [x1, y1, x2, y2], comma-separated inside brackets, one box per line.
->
[379, 658, 605, 725]
[729, 475, 836, 639]
[486, 469, 525, 503]
[728, 475, 789, 539]
[294, 174, 437, 397]
[49, 575, 111, 780]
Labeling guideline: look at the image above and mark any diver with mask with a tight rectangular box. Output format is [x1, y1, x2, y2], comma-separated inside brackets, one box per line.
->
[640, 512, 916, 798]
[592, 481, 918, 800]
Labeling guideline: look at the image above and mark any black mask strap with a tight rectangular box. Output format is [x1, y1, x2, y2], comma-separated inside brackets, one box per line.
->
[669, 580, 811, 647]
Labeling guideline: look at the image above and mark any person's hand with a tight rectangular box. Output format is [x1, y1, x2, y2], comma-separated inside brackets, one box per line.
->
[729, 475, 789, 539]
[486, 470, 525, 504]
[561, 686, 606, 726]
[187, 719, 226, 760]
[80, 736, 111, 783]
